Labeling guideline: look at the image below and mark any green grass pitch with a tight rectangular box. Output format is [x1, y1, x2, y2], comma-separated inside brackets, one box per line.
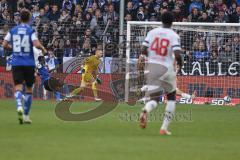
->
[0, 99, 240, 160]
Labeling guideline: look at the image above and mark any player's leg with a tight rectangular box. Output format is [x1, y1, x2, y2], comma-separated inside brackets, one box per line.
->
[176, 88, 196, 99]
[54, 91, 61, 101]
[70, 81, 86, 96]
[43, 87, 47, 100]
[22, 67, 35, 124]
[92, 81, 102, 101]
[12, 66, 24, 124]
[68, 74, 88, 99]
[44, 79, 62, 102]
[160, 91, 176, 135]
[160, 72, 177, 135]
[139, 63, 167, 128]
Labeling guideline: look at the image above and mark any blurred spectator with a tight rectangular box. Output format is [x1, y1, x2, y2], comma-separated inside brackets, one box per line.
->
[38, 23, 51, 47]
[80, 37, 93, 56]
[64, 39, 76, 57]
[124, 13, 132, 22]
[188, 8, 201, 22]
[62, 0, 73, 11]
[136, 5, 146, 21]
[214, 9, 229, 23]
[198, 12, 212, 22]
[193, 41, 209, 61]
[44, 3, 50, 16]
[205, 0, 218, 20]
[45, 50, 59, 71]
[59, 9, 71, 23]
[90, 9, 104, 38]
[230, 6, 240, 23]
[219, 45, 237, 62]
[80, 28, 97, 49]
[173, 5, 185, 22]
[210, 51, 218, 62]
[104, 4, 119, 22]
[13, 12, 21, 25]
[48, 5, 60, 21]
[32, 4, 40, 20]
[189, 0, 203, 13]
[228, 2, 237, 16]
[125, 1, 136, 20]
[0, 0, 8, 13]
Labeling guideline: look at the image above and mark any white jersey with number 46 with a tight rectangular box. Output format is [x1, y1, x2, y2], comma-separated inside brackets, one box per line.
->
[142, 27, 181, 68]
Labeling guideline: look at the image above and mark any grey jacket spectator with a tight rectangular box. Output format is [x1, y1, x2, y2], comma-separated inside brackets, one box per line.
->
[219, 45, 237, 62]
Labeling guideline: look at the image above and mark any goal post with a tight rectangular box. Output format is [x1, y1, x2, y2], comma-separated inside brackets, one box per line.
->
[125, 21, 240, 105]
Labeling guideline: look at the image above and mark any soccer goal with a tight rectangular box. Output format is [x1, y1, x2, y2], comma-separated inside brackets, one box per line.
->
[125, 21, 240, 105]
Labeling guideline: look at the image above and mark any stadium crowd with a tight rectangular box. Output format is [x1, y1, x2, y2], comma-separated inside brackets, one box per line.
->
[0, 0, 240, 66]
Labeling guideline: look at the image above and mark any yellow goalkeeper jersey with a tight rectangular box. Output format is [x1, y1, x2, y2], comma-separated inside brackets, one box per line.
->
[83, 55, 101, 74]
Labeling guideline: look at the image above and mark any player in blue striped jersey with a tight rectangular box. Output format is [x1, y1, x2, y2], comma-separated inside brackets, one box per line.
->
[3, 9, 47, 124]
[37, 56, 63, 102]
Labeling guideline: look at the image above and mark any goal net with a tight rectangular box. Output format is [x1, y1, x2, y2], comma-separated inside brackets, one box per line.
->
[125, 22, 240, 105]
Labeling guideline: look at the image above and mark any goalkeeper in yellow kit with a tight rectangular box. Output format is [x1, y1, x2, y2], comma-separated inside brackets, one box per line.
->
[68, 44, 103, 101]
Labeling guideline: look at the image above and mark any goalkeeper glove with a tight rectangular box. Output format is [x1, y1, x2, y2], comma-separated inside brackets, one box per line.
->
[81, 68, 85, 74]
[96, 77, 102, 84]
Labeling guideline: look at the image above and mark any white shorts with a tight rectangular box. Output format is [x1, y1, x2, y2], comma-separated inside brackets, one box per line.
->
[143, 63, 176, 95]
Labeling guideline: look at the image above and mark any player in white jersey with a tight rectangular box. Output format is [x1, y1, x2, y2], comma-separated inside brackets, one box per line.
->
[139, 11, 183, 135]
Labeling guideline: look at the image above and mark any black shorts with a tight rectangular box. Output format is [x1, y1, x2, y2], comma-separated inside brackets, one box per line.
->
[12, 66, 35, 88]
[44, 79, 53, 92]
[43, 77, 64, 92]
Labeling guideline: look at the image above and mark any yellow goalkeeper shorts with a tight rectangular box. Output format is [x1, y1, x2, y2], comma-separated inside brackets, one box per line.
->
[81, 73, 94, 84]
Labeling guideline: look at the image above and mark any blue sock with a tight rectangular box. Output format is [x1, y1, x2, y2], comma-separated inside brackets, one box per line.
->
[55, 91, 61, 101]
[14, 90, 23, 109]
[24, 93, 32, 115]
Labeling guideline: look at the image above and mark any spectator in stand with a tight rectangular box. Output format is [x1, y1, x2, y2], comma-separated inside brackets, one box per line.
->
[1, 8, 9, 23]
[39, 8, 49, 22]
[32, 4, 40, 20]
[188, 8, 201, 22]
[124, 13, 132, 22]
[38, 23, 52, 47]
[228, 2, 237, 16]
[173, 5, 185, 22]
[215, 0, 224, 11]
[230, 6, 240, 23]
[104, 4, 119, 22]
[92, 2, 98, 14]
[52, 39, 63, 63]
[62, 0, 73, 12]
[205, 0, 218, 20]
[210, 50, 218, 62]
[214, 9, 229, 23]
[136, 5, 146, 21]
[13, 12, 20, 25]
[90, 9, 104, 38]
[80, 37, 92, 56]
[48, 5, 60, 21]
[0, 0, 8, 13]
[193, 41, 209, 61]
[81, 28, 97, 50]
[231, 35, 240, 61]
[198, 11, 213, 22]
[63, 40, 76, 57]
[59, 9, 71, 23]
[44, 3, 50, 17]
[189, 0, 203, 13]
[219, 45, 237, 62]
[125, 1, 136, 20]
